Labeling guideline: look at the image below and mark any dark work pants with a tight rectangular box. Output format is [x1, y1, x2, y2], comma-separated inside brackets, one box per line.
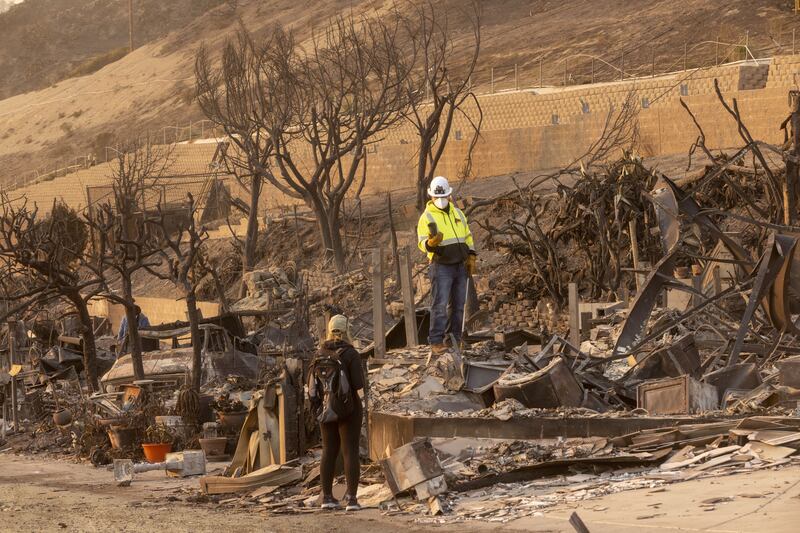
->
[428, 261, 468, 345]
[320, 401, 362, 498]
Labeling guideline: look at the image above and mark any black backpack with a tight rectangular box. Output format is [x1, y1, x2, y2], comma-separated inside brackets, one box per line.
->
[309, 346, 355, 423]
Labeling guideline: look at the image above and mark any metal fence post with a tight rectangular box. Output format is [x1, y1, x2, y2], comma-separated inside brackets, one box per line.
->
[683, 42, 687, 71]
[539, 57, 543, 88]
[651, 48, 655, 77]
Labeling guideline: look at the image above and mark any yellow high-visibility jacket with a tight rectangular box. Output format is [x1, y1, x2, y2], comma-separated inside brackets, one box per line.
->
[416, 201, 475, 264]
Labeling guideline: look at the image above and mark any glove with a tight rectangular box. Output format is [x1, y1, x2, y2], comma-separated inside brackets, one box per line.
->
[466, 254, 477, 275]
[426, 232, 444, 248]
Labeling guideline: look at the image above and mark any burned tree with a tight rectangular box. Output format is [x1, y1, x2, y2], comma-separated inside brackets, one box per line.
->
[476, 93, 645, 306]
[195, 27, 298, 288]
[267, 15, 415, 272]
[148, 193, 209, 391]
[85, 139, 172, 381]
[467, 90, 640, 216]
[0, 199, 104, 391]
[403, 0, 483, 209]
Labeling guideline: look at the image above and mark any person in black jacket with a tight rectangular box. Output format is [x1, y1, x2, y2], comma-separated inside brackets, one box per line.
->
[314, 314, 365, 511]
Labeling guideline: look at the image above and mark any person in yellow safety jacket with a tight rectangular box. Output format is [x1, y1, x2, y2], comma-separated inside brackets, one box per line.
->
[417, 175, 477, 356]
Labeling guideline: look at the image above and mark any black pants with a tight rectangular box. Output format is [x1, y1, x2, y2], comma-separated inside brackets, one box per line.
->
[320, 401, 362, 498]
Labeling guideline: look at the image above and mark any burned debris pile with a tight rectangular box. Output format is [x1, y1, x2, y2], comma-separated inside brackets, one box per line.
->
[1, 84, 800, 525]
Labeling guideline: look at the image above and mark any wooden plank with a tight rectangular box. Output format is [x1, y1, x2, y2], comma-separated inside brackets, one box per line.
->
[569, 511, 591, 533]
[387, 193, 401, 286]
[399, 246, 418, 347]
[200, 464, 302, 495]
[372, 247, 386, 358]
[568, 283, 580, 350]
[691, 453, 734, 472]
[753, 430, 800, 447]
[660, 445, 741, 471]
[256, 396, 270, 471]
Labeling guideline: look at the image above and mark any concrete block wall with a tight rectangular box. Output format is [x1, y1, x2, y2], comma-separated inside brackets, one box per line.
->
[10, 56, 800, 220]
[766, 54, 800, 88]
[87, 295, 220, 334]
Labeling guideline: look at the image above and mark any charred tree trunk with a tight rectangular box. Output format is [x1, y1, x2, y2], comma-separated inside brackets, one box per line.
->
[329, 210, 346, 274]
[306, 190, 341, 271]
[187, 290, 203, 391]
[70, 293, 99, 392]
[122, 278, 145, 380]
[241, 174, 262, 296]
[416, 132, 432, 210]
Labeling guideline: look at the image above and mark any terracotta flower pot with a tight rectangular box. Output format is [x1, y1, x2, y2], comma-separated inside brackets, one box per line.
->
[142, 442, 172, 463]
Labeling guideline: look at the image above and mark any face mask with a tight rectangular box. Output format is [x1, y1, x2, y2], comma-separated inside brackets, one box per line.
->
[433, 197, 449, 210]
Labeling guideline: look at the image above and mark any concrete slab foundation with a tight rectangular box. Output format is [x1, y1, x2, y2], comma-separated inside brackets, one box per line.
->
[368, 411, 725, 460]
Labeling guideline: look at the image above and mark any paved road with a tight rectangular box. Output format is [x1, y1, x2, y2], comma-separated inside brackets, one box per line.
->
[0, 453, 798, 532]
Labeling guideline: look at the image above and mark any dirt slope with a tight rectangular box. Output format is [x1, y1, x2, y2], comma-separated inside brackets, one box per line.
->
[0, 0, 796, 185]
[0, 0, 229, 100]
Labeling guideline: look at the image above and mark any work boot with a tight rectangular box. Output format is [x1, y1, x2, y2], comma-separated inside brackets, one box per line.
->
[320, 495, 340, 510]
[429, 343, 449, 356]
[345, 494, 361, 512]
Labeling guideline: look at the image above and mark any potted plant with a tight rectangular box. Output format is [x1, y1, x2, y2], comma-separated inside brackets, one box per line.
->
[210, 396, 248, 433]
[141, 423, 174, 463]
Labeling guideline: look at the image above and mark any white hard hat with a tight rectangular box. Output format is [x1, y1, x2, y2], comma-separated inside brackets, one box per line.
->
[427, 176, 452, 198]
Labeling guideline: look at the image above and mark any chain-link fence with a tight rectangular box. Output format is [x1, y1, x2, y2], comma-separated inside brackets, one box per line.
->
[472, 28, 800, 95]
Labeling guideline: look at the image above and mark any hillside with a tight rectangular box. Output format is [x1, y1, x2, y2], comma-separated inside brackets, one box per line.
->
[0, 0, 228, 100]
[0, 0, 798, 185]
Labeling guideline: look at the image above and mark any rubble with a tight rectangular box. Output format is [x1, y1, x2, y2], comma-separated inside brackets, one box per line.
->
[233, 267, 300, 312]
[3, 77, 800, 528]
